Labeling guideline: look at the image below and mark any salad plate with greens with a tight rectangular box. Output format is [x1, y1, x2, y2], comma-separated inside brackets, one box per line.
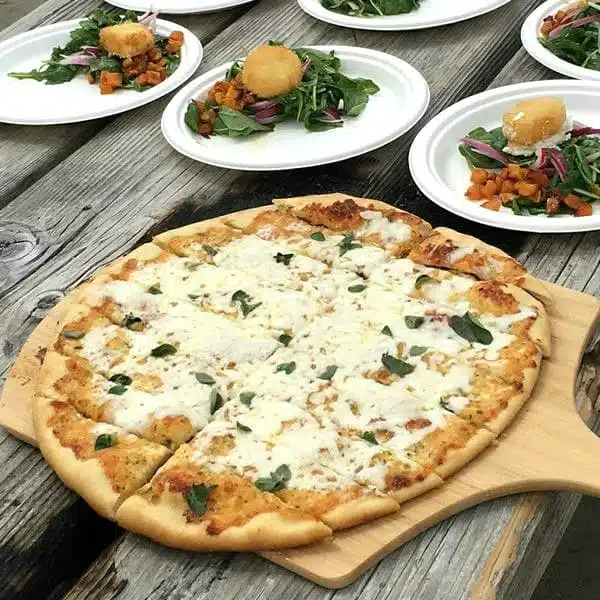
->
[297, 0, 513, 31]
[522, 0, 600, 80]
[409, 80, 600, 233]
[161, 44, 429, 170]
[0, 9, 202, 125]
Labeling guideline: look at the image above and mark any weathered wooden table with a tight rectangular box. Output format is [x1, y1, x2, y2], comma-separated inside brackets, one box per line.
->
[1, 0, 599, 598]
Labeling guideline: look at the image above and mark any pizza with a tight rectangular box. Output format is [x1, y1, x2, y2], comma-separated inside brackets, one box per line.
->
[33, 193, 551, 551]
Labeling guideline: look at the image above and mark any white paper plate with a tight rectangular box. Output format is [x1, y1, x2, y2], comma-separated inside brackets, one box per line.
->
[105, 0, 254, 14]
[0, 19, 203, 125]
[297, 0, 513, 31]
[521, 0, 600, 81]
[162, 46, 429, 171]
[409, 80, 600, 233]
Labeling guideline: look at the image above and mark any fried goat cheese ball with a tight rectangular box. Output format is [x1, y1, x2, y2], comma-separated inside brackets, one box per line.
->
[99, 22, 155, 58]
[501, 97, 571, 156]
[241, 44, 303, 99]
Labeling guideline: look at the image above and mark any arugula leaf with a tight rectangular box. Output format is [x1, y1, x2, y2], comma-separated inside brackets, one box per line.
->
[195, 373, 216, 385]
[109, 374, 132, 386]
[274, 252, 294, 265]
[209, 388, 224, 414]
[88, 55, 121, 74]
[239, 392, 255, 406]
[150, 344, 177, 358]
[361, 431, 378, 445]
[62, 329, 85, 340]
[147, 284, 162, 295]
[254, 465, 291, 492]
[236, 421, 252, 432]
[213, 107, 274, 137]
[276, 361, 296, 375]
[348, 284, 367, 293]
[185, 101, 200, 133]
[449, 312, 493, 345]
[9, 63, 79, 85]
[311, 232, 326, 241]
[278, 333, 292, 346]
[404, 315, 424, 329]
[322, 0, 419, 16]
[381, 325, 393, 337]
[184, 484, 217, 515]
[318, 365, 338, 380]
[381, 353, 415, 376]
[94, 433, 116, 451]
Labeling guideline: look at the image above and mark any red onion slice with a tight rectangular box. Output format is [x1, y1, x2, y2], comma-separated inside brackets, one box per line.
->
[531, 148, 549, 170]
[548, 13, 600, 39]
[247, 101, 279, 113]
[460, 137, 509, 165]
[571, 126, 600, 136]
[254, 103, 283, 124]
[547, 148, 568, 182]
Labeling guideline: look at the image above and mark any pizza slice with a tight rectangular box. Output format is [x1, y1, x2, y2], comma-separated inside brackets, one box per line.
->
[189, 404, 399, 530]
[33, 395, 171, 519]
[408, 227, 552, 304]
[115, 437, 332, 551]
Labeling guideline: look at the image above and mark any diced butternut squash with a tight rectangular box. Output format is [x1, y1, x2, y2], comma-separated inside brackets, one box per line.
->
[466, 184, 484, 201]
[575, 203, 593, 217]
[500, 180, 515, 194]
[507, 163, 524, 180]
[481, 198, 501, 211]
[564, 194, 582, 209]
[482, 180, 497, 200]
[514, 181, 539, 197]
[499, 193, 516, 205]
[470, 169, 489, 185]
[526, 170, 549, 186]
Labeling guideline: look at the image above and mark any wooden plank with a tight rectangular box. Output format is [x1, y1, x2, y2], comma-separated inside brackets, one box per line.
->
[0, 3, 595, 600]
[0, 1, 250, 209]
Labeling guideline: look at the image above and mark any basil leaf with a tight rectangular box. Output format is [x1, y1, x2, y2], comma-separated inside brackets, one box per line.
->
[254, 464, 292, 492]
[195, 372, 215, 385]
[404, 315, 424, 329]
[311, 232, 326, 241]
[108, 384, 127, 395]
[409, 345, 427, 356]
[94, 433, 115, 451]
[381, 325, 393, 337]
[381, 353, 415, 376]
[188, 294, 201, 300]
[121, 314, 143, 330]
[147, 285, 162, 295]
[239, 392, 255, 406]
[318, 365, 338, 380]
[276, 361, 296, 375]
[62, 329, 85, 340]
[362, 431, 378, 445]
[274, 252, 294, 265]
[449, 313, 493, 345]
[209, 388, 224, 415]
[232, 290, 250, 302]
[184, 484, 217, 515]
[203, 244, 218, 257]
[415, 274, 434, 289]
[232, 289, 262, 317]
[236, 421, 252, 432]
[348, 284, 367, 293]
[109, 374, 132, 386]
[337, 234, 362, 256]
[278, 333, 292, 346]
[150, 344, 177, 358]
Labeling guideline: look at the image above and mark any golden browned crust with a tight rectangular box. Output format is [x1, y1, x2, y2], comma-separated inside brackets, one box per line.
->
[409, 227, 552, 304]
[116, 450, 332, 551]
[33, 395, 170, 519]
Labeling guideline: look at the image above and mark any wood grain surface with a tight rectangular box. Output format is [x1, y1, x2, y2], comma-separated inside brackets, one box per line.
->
[1, 0, 599, 598]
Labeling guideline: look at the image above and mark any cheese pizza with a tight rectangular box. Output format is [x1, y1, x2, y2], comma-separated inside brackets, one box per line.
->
[33, 194, 551, 551]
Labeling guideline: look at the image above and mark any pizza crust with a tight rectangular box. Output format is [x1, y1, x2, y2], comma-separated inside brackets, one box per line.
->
[273, 192, 398, 214]
[433, 427, 496, 479]
[388, 471, 443, 504]
[312, 494, 399, 531]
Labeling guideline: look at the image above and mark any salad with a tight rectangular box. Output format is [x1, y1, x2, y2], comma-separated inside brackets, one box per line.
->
[320, 0, 420, 17]
[539, 1, 600, 70]
[9, 9, 183, 95]
[184, 42, 379, 138]
[459, 96, 600, 217]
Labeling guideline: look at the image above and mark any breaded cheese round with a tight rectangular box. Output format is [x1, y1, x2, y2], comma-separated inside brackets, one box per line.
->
[241, 45, 303, 99]
[501, 97, 567, 146]
[99, 22, 155, 58]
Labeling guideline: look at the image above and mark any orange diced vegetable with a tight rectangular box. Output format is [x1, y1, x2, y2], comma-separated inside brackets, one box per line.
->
[527, 170, 549, 186]
[166, 31, 184, 54]
[514, 181, 539, 197]
[507, 163, 523, 180]
[470, 169, 489, 185]
[499, 193, 516, 205]
[466, 184, 484, 201]
[482, 180, 497, 200]
[99, 71, 123, 95]
[500, 180, 515, 193]
[564, 194, 582, 209]
[481, 198, 501, 211]
[575, 203, 593, 217]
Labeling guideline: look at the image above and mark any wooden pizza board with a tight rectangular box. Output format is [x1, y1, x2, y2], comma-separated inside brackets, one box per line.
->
[2, 234, 600, 589]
